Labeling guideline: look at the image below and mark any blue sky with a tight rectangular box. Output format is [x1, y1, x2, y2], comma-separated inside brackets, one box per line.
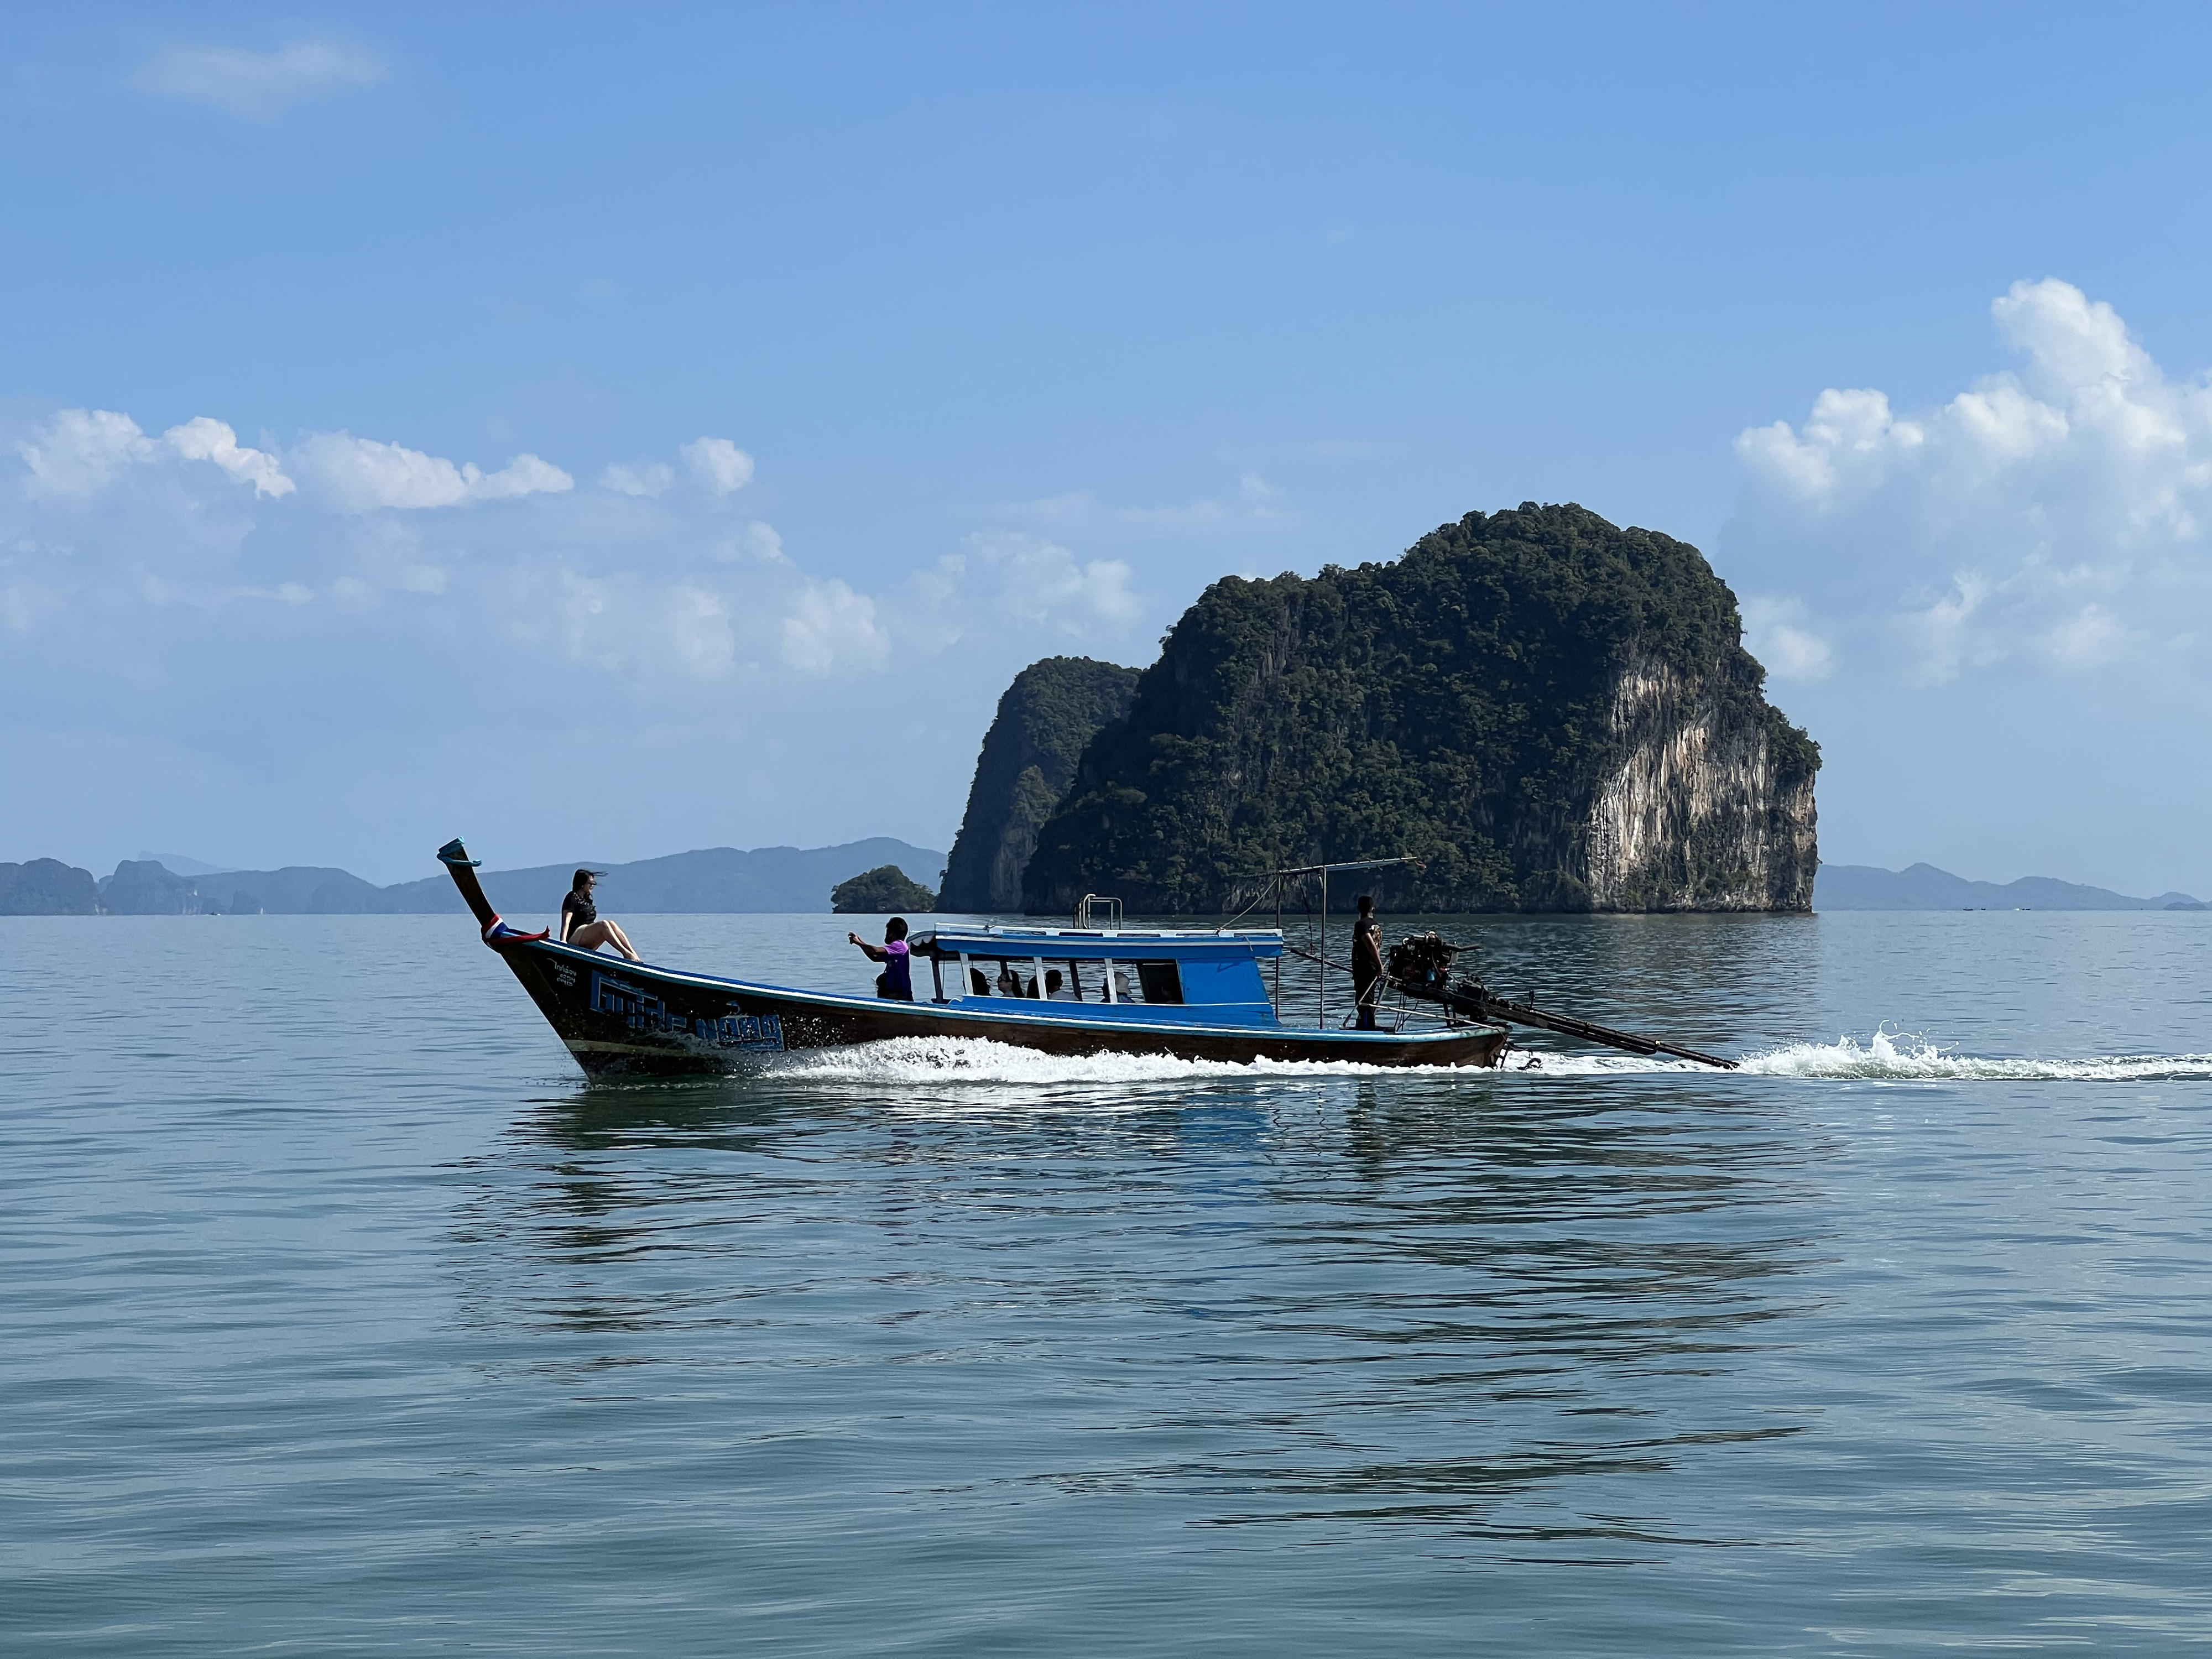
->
[7, 4, 2212, 891]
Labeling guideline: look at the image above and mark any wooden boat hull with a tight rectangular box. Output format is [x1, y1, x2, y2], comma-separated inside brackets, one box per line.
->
[490, 937, 1512, 1076]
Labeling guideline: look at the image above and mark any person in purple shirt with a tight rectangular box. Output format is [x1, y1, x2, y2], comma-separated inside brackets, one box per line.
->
[847, 916, 915, 1000]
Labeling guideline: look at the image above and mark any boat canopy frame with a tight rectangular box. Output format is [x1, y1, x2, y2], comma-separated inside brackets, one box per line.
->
[1220, 855, 1425, 1030]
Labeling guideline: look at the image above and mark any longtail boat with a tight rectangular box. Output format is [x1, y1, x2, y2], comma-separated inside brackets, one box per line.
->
[436, 839, 1512, 1076]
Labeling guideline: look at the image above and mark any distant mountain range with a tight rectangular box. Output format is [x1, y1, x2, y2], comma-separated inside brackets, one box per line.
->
[136, 851, 238, 877]
[1, 841, 945, 916]
[1814, 863, 2205, 911]
[7, 847, 2203, 917]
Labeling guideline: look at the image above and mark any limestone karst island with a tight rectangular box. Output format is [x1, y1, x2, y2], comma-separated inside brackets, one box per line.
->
[2, 503, 1820, 920]
[942, 503, 1819, 915]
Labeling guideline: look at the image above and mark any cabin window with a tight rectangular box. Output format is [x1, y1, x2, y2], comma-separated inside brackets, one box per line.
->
[975, 957, 1040, 998]
[1138, 961, 1183, 1004]
[958, 951, 1178, 1003]
[1109, 960, 1182, 1004]
[1040, 959, 1090, 1001]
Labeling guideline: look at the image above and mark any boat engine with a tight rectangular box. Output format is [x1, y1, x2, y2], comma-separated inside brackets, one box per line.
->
[1385, 932, 1468, 1000]
[1385, 932, 1495, 1019]
[1384, 930, 1738, 1068]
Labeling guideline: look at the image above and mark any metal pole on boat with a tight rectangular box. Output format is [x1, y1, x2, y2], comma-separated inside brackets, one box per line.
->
[1272, 877, 1284, 1010]
[1255, 857, 1422, 1033]
[1318, 865, 1327, 1030]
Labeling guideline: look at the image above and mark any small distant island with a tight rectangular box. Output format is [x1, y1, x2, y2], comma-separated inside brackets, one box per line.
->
[831, 865, 938, 914]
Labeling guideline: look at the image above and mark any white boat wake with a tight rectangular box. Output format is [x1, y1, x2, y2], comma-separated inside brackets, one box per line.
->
[758, 1031, 2212, 1087]
[1744, 1031, 2212, 1081]
[1531, 1030, 2212, 1081]
[767, 1036, 1405, 1086]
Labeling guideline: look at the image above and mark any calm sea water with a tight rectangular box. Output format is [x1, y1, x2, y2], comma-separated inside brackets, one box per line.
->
[4, 909, 2209, 1655]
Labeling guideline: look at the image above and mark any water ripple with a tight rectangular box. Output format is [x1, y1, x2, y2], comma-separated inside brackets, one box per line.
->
[3, 912, 2210, 1653]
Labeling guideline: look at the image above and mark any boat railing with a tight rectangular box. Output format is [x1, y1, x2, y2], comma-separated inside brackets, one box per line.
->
[1074, 894, 1124, 930]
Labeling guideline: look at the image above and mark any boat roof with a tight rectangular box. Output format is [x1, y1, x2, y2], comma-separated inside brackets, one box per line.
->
[921, 922, 1284, 959]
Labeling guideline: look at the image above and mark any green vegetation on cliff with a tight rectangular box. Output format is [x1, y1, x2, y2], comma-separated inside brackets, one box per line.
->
[939, 656, 1141, 911]
[1021, 504, 1819, 914]
[831, 865, 938, 914]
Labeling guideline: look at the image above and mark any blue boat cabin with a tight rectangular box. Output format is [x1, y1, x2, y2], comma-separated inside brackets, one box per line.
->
[916, 924, 1285, 1030]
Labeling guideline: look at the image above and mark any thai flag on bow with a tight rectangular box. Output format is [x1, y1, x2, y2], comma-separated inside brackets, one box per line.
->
[483, 916, 550, 946]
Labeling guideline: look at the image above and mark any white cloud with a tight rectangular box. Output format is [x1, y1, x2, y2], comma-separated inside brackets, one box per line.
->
[606, 439, 753, 500]
[346, 518, 446, 597]
[1734, 388, 1927, 503]
[956, 532, 1145, 630]
[781, 578, 887, 673]
[0, 395, 1202, 887]
[1739, 595, 1833, 682]
[163, 417, 295, 498]
[1237, 472, 1283, 508]
[1, 536, 67, 635]
[884, 532, 1151, 661]
[712, 521, 788, 565]
[18, 409, 152, 500]
[18, 409, 293, 502]
[667, 586, 737, 676]
[1896, 573, 2000, 686]
[1726, 278, 2212, 684]
[466, 452, 571, 502]
[1, 578, 62, 635]
[0, 398, 1161, 757]
[134, 41, 387, 121]
[2044, 603, 2146, 670]
[290, 433, 572, 512]
[17, 408, 585, 518]
[600, 462, 674, 498]
[681, 437, 755, 497]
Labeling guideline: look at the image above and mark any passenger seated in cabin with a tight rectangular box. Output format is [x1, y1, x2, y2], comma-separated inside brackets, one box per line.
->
[1045, 969, 1077, 1000]
[559, 869, 641, 961]
[971, 967, 990, 996]
[997, 962, 1024, 998]
[847, 917, 915, 1001]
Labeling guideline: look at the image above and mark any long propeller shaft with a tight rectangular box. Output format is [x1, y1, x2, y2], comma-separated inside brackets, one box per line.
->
[1428, 982, 1738, 1070]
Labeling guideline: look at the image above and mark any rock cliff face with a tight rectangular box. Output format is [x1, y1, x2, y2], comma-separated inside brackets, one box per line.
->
[1020, 504, 1818, 914]
[0, 858, 102, 915]
[938, 656, 1141, 912]
[1583, 648, 1817, 910]
[101, 859, 205, 915]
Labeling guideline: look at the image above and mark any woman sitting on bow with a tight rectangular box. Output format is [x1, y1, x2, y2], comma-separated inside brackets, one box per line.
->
[559, 869, 641, 960]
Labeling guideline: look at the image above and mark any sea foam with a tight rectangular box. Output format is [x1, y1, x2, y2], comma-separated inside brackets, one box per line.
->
[766, 1035, 1411, 1087]
[1739, 1031, 2212, 1082]
[757, 1031, 2212, 1087]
